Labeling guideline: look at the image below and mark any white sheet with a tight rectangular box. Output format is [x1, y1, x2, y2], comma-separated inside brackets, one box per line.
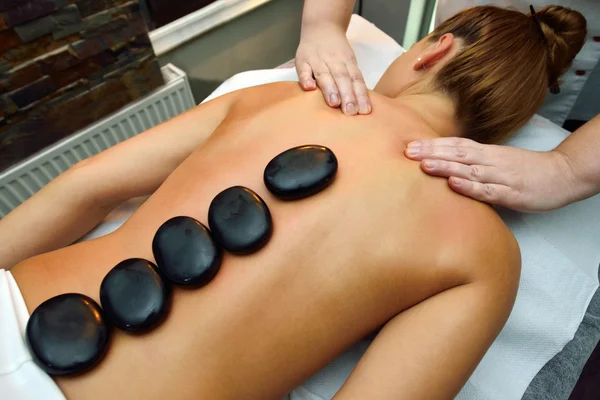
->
[0, 270, 65, 400]
[82, 15, 600, 400]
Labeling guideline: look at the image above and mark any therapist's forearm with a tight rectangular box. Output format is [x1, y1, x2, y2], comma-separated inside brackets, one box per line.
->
[0, 168, 118, 270]
[554, 114, 600, 204]
[301, 0, 355, 33]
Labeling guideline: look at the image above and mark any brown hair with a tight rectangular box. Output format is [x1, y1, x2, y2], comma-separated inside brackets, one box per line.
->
[429, 5, 587, 144]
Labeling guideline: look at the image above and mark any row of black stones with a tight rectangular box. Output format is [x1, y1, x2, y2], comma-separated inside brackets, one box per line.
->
[26, 145, 338, 376]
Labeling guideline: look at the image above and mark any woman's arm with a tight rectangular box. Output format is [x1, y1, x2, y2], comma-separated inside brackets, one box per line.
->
[0, 92, 238, 270]
[334, 284, 505, 399]
[333, 224, 520, 399]
[296, 0, 371, 115]
[403, 114, 600, 212]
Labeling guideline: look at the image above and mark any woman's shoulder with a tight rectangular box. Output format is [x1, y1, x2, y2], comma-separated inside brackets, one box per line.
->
[438, 194, 521, 283]
[226, 81, 311, 114]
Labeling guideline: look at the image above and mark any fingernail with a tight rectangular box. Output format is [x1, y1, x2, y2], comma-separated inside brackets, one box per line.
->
[358, 101, 370, 114]
[345, 103, 357, 115]
[406, 148, 420, 156]
[424, 160, 435, 169]
[452, 177, 462, 186]
[305, 80, 315, 89]
[407, 141, 422, 148]
[330, 93, 340, 106]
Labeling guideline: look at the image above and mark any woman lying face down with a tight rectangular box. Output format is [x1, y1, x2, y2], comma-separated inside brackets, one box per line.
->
[2, 5, 586, 400]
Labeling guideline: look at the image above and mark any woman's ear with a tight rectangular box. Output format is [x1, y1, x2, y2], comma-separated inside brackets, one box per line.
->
[413, 33, 455, 71]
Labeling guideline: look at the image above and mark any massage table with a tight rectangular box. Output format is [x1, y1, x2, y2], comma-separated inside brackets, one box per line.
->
[82, 15, 600, 400]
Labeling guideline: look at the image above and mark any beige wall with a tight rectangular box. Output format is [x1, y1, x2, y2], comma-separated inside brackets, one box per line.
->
[362, 0, 411, 44]
[158, 0, 304, 103]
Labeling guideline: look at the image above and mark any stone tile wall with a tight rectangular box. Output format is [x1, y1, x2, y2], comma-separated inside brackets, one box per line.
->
[0, 0, 164, 171]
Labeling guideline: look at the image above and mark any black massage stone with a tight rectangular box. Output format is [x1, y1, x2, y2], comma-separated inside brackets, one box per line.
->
[208, 186, 272, 254]
[100, 258, 170, 332]
[153, 216, 222, 286]
[264, 145, 338, 200]
[26, 293, 109, 376]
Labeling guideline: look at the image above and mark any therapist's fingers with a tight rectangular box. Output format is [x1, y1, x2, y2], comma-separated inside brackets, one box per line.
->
[405, 144, 492, 165]
[296, 61, 317, 91]
[420, 160, 510, 185]
[407, 137, 483, 150]
[328, 62, 358, 115]
[312, 61, 342, 108]
[448, 178, 517, 207]
[345, 62, 371, 115]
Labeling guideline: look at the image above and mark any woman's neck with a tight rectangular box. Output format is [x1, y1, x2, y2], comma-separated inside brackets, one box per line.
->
[393, 92, 460, 139]
[375, 80, 461, 139]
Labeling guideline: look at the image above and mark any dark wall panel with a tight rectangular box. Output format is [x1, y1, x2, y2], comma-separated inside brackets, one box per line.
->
[0, 0, 164, 172]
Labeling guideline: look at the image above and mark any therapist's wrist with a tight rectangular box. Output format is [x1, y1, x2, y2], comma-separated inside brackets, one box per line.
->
[552, 147, 600, 207]
[300, 21, 346, 40]
[546, 149, 584, 209]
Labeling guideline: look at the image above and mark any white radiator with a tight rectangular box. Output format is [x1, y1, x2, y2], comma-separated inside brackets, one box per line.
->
[0, 63, 195, 218]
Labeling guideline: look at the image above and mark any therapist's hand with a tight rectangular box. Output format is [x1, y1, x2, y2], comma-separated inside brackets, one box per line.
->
[295, 24, 371, 115]
[404, 138, 578, 212]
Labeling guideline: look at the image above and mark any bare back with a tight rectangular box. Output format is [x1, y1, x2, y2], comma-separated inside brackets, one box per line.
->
[12, 82, 518, 400]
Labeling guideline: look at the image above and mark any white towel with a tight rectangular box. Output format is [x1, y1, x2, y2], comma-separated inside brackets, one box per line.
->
[0, 270, 66, 400]
[82, 15, 600, 400]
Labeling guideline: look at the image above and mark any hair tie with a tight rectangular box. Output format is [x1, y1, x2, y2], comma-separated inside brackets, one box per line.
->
[530, 6, 560, 94]
[530, 5, 548, 45]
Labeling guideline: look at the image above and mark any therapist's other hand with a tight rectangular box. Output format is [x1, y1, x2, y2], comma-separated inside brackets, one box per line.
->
[404, 138, 578, 212]
[295, 24, 370, 115]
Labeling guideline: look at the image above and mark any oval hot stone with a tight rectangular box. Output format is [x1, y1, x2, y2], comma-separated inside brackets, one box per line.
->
[26, 293, 110, 376]
[208, 186, 272, 255]
[100, 258, 170, 332]
[264, 145, 338, 200]
[152, 216, 222, 286]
